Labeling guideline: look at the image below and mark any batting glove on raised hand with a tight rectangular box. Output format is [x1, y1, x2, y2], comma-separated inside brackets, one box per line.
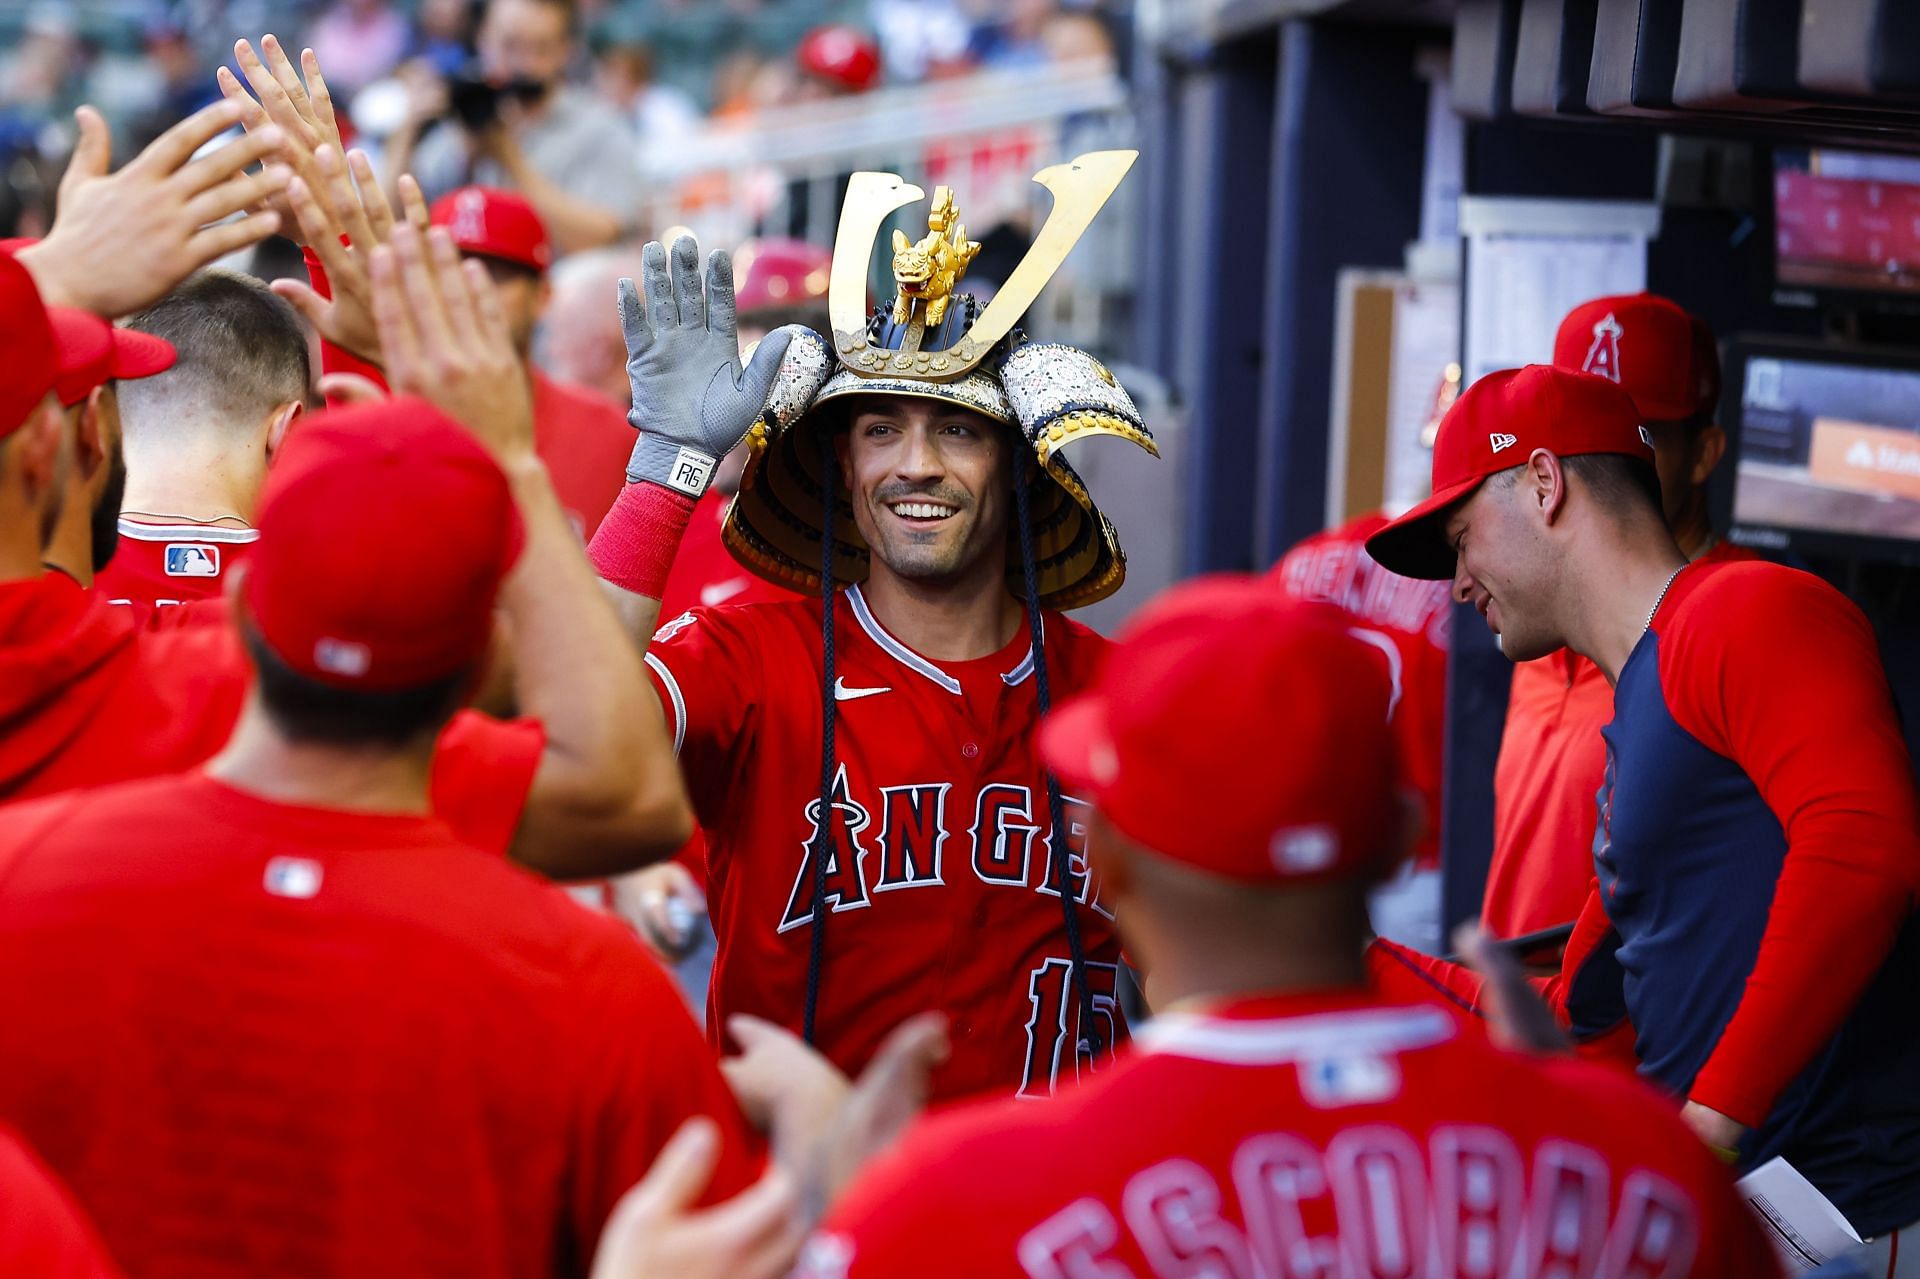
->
[620, 235, 795, 496]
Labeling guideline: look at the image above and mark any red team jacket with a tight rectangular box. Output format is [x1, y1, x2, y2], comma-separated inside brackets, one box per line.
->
[0, 772, 758, 1279]
[644, 584, 1123, 1101]
[1482, 539, 1756, 940]
[804, 990, 1777, 1276]
[92, 516, 257, 626]
[0, 573, 544, 854]
[1273, 511, 1451, 869]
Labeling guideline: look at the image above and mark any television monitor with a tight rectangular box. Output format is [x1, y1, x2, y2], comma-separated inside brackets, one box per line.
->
[1723, 339, 1920, 564]
[1773, 146, 1920, 299]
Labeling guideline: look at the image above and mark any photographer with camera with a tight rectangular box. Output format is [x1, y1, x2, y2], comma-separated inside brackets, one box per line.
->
[387, 0, 644, 254]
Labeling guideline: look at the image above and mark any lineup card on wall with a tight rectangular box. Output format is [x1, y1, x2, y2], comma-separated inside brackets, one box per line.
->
[1460, 198, 1662, 386]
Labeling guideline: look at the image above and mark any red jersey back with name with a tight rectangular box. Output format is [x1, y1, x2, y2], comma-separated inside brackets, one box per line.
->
[644, 585, 1123, 1102]
[1274, 511, 1450, 868]
[93, 517, 257, 627]
[805, 992, 1777, 1278]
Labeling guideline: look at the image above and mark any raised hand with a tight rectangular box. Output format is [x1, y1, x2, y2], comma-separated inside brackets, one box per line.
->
[17, 101, 287, 316]
[216, 36, 341, 242]
[588, 1118, 803, 1279]
[619, 236, 795, 495]
[272, 142, 429, 361]
[367, 222, 534, 462]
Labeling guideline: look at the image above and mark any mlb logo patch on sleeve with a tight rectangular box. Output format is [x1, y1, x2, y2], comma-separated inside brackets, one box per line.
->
[164, 544, 221, 578]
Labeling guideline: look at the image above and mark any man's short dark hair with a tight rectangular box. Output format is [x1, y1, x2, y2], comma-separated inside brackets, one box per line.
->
[243, 626, 473, 748]
[119, 269, 310, 433]
[1565, 452, 1663, 518]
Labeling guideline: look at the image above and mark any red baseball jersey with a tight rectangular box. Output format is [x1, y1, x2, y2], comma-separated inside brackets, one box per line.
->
[92, 516, 257, 627]
[0, 1123, 123, 1279]
[644, 584, 1124, 1102]
[0, 771, 758, 1279]
[0, 573, 544, 856]
[803, 990, 1778, 1277]
[1483, 540, 1758, 940]
[1273, 511, 1450, 869]
[530, 369, 634, 542]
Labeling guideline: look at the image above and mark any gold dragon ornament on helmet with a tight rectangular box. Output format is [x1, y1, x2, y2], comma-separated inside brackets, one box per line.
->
[722, 150, 1158, 610]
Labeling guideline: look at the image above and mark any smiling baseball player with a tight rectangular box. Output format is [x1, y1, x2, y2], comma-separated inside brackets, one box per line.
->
[589, 158, 1158, 1100]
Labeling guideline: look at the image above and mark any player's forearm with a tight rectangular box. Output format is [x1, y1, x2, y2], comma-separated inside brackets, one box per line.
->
[588, 481, 692, 655]
[501, 461, 692, 874]
[1690, 847, 1913, 1128]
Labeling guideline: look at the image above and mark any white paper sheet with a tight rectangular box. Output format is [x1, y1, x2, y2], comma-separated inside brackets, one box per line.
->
[1738, 1156, 1865, 1274]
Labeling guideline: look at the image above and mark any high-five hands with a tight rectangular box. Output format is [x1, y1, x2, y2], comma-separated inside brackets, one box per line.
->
[216, 36, 340, 245]
[18, 100, 288, 317]
[366, 223, 534, 463]
[219, 36, 429, 363]
[618, 236, 795, 495]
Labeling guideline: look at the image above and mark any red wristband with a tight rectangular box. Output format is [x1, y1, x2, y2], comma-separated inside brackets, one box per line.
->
[302, 245, 390, 400]
[588, 482, 696, 599]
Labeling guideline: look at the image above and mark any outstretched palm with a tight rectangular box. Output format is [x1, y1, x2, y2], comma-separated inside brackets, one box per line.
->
[619, 236, 794, 488]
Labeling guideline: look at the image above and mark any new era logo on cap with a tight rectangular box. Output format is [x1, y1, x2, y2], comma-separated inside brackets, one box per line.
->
[313, 637, 373, 678]
[1365, 365, 1654, 581]
[1271, 824, 1338, 874]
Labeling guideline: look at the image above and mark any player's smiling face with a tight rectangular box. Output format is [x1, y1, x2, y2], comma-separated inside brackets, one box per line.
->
[1444, 468, 1559, 663]
[839, 395, 1013, 590]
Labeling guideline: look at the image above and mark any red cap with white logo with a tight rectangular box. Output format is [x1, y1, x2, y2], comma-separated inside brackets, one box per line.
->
[244, 398, 524, 691]
[1553, 292, 1719, 423]
[1040, 578, 1402, 884]
[429, 186, 552, 273]
[1364, 364, 1652, 580]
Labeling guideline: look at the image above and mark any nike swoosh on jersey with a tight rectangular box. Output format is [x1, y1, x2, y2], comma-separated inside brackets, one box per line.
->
[833, 678, 892, 702]
[701, 578, 751, 606]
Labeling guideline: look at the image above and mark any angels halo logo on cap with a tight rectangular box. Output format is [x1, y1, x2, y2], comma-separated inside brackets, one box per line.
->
[1583, 312, 1625, 382]
[451, 189, 489, 244]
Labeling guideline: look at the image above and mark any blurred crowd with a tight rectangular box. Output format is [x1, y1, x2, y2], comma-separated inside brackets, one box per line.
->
[0, 0, 1128, 245]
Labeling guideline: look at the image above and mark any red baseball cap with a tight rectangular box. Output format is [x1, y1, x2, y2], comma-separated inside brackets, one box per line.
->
[797, 25, 881, 92]
[733, 238, 830, 315]
[0, 252, 58, 437]
[1553, 292, 1719, 423]
[1365, 364, 1652, 580]
[244, 398, 525, 691]
[1040, 578, 1401, 885]
[429, 187, 552, 273]
[47, 308, 177, 407]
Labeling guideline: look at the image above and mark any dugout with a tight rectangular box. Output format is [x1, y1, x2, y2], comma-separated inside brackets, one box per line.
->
[1133, 0, 1920, 937]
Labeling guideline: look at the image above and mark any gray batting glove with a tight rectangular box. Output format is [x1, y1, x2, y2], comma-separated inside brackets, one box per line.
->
[619, 235, 795, 496]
